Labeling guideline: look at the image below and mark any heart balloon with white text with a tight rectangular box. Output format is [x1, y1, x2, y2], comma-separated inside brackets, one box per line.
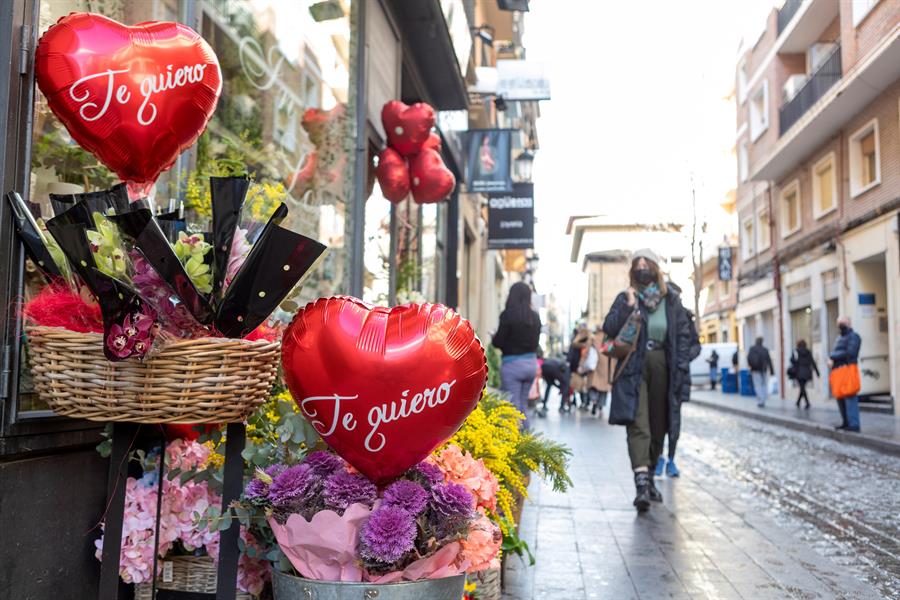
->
[35, 12, 221, 185]
[282, 297, 487, 484]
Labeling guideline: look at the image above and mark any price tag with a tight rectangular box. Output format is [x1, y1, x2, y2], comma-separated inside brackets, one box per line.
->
[162, 561, 174, 583]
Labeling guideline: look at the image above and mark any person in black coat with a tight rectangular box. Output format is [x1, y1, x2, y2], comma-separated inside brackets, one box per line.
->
[602, 249, 693, 513]
[790, 339, 819, 409]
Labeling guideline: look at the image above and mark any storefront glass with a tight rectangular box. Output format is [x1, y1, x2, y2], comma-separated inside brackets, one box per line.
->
[18, 0, 357, 414]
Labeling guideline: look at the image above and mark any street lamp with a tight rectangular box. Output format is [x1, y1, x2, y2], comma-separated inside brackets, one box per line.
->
[514, 148, 535, 182]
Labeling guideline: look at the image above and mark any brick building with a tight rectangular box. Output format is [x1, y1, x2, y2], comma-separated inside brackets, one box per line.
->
[735, 0, 899, 409]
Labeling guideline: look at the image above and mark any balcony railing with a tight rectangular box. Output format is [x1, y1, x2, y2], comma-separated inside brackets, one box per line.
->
[779, 44, 841, 136]
[777, 0, 803, 35]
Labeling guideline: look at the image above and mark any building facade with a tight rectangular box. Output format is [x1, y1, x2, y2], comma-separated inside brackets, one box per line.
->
[696, 248, 739, 344]
[735, 0, 899, 408]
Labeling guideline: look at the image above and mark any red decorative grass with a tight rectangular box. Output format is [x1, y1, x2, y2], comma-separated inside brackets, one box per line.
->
[23, 284, 103, 333]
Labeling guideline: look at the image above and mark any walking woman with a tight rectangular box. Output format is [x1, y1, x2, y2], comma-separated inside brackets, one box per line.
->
[791, 340, 819, 408]
[493, 281, 541, 428]
[603, 249, 693, 512]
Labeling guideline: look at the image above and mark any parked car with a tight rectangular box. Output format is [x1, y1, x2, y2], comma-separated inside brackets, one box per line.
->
[690, 342, 737, 386]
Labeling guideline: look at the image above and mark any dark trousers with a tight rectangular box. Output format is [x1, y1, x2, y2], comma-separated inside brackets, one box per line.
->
[542, 362, 570, 409]
[626, 349, 668, 470]
[796, 379, 810, 406]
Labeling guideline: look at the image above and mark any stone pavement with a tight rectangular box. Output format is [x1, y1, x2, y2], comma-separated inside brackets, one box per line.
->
[501, 401, 888, 599]
[690, 387, 900, 453]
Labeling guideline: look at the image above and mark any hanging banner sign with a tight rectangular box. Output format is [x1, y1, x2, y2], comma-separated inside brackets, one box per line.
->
[496, 60, 551, 101]
[718, 246, 733, 281]
[466, 129, 512, 193]
[488, 183, 534, 249]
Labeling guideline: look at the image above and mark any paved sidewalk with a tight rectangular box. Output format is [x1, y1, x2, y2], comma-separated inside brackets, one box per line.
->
[690, 388, 900, 454]
[501, 404, 888, 599]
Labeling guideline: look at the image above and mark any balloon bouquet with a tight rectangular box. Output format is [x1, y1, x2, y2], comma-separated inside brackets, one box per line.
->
[375, 101, 457, 203]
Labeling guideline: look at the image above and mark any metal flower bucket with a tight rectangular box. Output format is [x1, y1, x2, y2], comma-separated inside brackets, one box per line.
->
[271, 569, 466, 600]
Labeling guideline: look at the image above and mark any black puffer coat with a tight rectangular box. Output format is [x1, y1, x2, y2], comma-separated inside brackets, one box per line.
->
[791, 347, 819, 382]
[602, 289, 693, 441]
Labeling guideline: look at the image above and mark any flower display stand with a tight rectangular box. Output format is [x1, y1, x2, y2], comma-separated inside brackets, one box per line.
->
[98, 422, 246, 600]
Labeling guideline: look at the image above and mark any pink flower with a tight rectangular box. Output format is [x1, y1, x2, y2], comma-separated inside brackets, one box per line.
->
[223, 228, 252, 290]
[106, 323, 135, 358]
[433, 446, 499, 512]
[458, 509, 502, 573]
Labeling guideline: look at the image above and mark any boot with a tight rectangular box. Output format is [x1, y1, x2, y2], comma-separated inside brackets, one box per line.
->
[633, 472, 651, 512]
[648, 472, 663, 502]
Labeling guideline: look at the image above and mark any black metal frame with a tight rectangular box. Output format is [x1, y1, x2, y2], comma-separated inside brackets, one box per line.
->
[779, 44, 842, 136]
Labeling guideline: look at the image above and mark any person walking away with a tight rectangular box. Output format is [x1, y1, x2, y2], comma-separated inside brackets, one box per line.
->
[790, 340, 819, 409]
[707, 350, 719, 390]
[732, 348, 739, 373]
[830, 316, 862, 432]
[576, 330, 599, 411]
[589, 326, 613, 416]
[569, 325, 591, 409]
[747, 337, 774, 408]
[540, 357, 571, 415]
[493, 282, 541, 428]
[603, 249, 692, 512]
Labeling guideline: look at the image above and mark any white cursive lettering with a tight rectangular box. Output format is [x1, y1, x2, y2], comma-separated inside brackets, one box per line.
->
[67, 63, 208, 127]
[300, 394, 359, 436]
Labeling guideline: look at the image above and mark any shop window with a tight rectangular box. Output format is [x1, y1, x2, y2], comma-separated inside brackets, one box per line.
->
[780, 180, 801, 237]
[849, 119, 880, 197]
[812, 152, 837, 218]
[741, 217, 755, 260]
[12, 0, 357, 421]
[749, 81, 769, 142]
[757, 208, 771, 250]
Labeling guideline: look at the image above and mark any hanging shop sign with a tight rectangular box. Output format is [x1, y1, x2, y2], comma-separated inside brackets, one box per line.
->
[496, 59, 551, 101]
[488, 183, 534, 249]
[718, 246, 733, 281]
[467, 128, 513, 193]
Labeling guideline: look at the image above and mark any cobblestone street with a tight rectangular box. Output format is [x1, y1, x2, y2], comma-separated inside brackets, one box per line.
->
[502, 399, 900, 599]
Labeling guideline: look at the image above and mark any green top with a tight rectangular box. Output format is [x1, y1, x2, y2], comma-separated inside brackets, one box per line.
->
[646, 304, 667, 343]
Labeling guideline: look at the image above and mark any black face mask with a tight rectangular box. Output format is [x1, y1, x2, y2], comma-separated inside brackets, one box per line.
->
[839, 324, 849, 335]
[634, 269, 654, 285]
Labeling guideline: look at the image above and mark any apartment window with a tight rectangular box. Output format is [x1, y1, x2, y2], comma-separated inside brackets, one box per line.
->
[757, 208, 771, 250]
[737, 58, 749, 103]
[780, 180, 801, 237]
[812, 152, 837, 218]
[852, 0, 880, 26]
[738, 139, 749, 183]
[749, 81, 769, 141]
[741, 218, 755, 260]
[849, 119, 881, 197]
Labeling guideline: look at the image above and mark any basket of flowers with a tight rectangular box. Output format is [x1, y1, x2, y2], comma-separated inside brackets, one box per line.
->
[14, 176, 326, 423]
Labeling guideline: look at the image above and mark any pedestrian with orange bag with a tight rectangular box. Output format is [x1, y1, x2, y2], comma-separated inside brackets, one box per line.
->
[829, 316, 862, 432]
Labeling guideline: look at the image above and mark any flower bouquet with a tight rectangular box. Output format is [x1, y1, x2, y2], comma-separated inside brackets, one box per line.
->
[94, 439, 268, 598]
[12, 175, 327, 423]
[225, 448, 501, 599]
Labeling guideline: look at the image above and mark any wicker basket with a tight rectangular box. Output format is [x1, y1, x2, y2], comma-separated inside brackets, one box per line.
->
[470, 568, 502, 600]
[134, 555, 252, 600]
[25, 325, 279, 423]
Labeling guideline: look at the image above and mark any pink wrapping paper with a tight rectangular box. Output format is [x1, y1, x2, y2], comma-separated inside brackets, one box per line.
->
[268, 503, 371, 582]
[364, 542, 465, 584]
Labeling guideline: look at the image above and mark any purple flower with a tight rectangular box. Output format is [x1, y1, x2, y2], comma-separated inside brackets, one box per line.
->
[359, 505, 417, 565]
[268, 464, 316, 508]
[245, 464, 288, 502]
[429, 482, 474, 520]
[382, 480, 429, 516]
[409, 461, 444, 487]
[322, 471, 377, 512]
[106, 323, 135, 358]
[303, 451, 344, 477]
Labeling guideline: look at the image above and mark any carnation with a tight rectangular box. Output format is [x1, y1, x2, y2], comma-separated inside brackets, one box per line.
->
[458, 509, 502, 573]
[359, 505, 417, 566]
[322, 470, 377, 513]
[382, 480, 429, 516]
[433, 445, 499, 512]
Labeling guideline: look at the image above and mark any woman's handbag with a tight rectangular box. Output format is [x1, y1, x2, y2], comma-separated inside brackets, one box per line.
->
[829, 363, 861, 399]
[600, 308, 642, 385]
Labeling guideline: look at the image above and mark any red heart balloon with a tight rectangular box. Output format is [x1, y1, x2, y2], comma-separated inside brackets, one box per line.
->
[35, 13, 221, 185]
[381, 101, 435, 156]
[422, 132, 443, 152]
[165, 424, 217, 441]
[282, 297, 487, 484]
[375, 148, 410, 203]
[410, 149, 456, 203]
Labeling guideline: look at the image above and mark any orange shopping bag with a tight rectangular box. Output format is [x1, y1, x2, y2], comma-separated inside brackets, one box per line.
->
[829, 364, 861, 399]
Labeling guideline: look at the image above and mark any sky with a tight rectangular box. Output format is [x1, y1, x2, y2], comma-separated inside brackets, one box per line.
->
[523, 0, 777, 324]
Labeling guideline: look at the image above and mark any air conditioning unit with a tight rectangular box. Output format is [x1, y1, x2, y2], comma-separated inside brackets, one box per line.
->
[782, 74, 807, 103]
[808, 42, 837, 72]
